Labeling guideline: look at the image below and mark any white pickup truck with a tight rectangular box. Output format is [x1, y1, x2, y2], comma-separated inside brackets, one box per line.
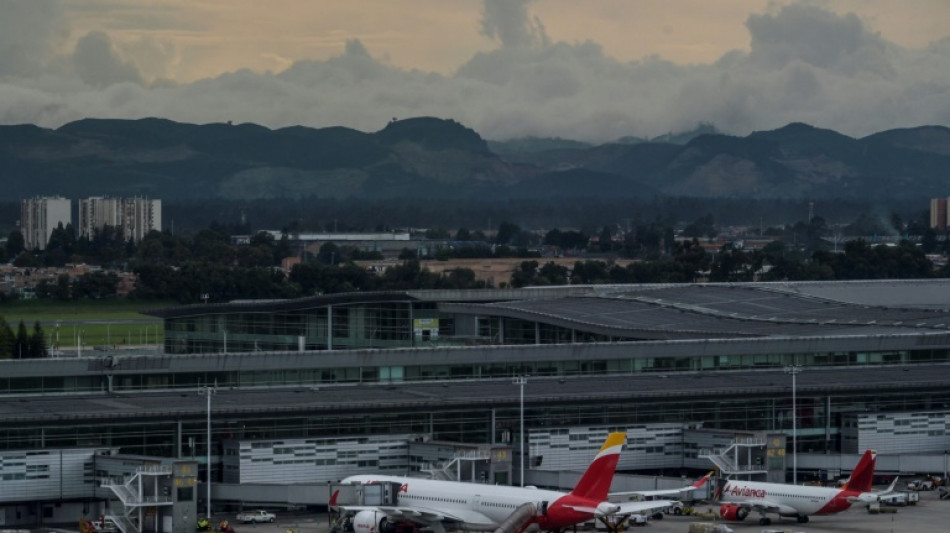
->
[236, 510, 276, 523]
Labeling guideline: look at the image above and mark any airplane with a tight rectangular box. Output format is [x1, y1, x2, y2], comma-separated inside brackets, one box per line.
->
[611, 471, 714, 514]
[330, 432, 676, 533]
[716, 449, 897, 526]
[613, 470, 714, 499]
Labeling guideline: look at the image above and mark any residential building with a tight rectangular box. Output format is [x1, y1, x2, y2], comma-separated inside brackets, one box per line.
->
[20, 196, 71, 250]
[78, 197, 121, 239]
[930, 197, 950, 229]
[120, 197, 161, 242]
[77, 196, 161, 242]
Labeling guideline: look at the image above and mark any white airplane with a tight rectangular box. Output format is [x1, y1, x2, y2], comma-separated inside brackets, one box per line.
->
[613, 470, 714, 499]
[716, 449, 897, 526]
[331, 433, 676, 533]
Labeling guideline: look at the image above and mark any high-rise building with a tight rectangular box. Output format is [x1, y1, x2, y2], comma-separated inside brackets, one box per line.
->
[78, 197, 121, 239]
[20, 196, 71, 250]
[77, 197, 161, 242]
[121, 197, 161, 242]
[931, 198, 950, 230]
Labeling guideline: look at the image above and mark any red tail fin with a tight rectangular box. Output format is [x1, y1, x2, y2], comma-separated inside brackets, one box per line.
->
[569, 433, 626, 500]
[692, 471, 715, 489]
[843, 450, 876, 492]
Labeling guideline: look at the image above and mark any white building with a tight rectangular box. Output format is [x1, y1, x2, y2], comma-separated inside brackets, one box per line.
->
[842, 410, 950, 454]
[78, 197, 121, 239]
[20, 196, 71, 250]
[121, 197, 161, 242]
[78, 197, 161, 242]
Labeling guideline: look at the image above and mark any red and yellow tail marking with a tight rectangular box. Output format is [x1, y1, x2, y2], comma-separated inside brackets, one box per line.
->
[569, 432, 626, 501]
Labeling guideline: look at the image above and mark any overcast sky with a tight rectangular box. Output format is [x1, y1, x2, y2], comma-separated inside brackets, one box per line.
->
[1, 0, 948, 142]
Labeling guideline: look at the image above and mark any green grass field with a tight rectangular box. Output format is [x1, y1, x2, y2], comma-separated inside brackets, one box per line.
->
[0, 300, 171, 348]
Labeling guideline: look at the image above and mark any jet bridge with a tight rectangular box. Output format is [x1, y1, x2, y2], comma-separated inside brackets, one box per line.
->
[331, 480, 403, 506]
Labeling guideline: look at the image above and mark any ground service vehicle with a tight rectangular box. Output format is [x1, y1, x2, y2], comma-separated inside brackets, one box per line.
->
[236, 510, 276, 523]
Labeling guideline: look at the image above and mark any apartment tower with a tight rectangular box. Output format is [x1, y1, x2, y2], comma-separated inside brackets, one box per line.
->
[20, 196, 71, 250]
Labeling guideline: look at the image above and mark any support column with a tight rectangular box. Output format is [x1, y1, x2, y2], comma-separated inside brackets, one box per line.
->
[825, 395, 832, 453]
[327, 304, 333, 351]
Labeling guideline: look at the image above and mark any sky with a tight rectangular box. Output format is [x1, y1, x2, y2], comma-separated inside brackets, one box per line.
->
[1, 0, 949, 142]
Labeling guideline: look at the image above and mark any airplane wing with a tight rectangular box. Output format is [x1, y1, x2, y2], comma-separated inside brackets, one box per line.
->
[613, 500, 679, 516]
[612, 471, 714, 498]
[336, 504, 495, 529]
[849, 476, 901, 503]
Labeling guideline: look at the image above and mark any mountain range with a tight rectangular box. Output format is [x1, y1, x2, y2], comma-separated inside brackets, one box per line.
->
[1, 117, 947, 203]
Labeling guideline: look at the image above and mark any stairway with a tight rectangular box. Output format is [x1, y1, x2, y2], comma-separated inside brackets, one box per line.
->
[699, 437, 768, 478]
[421, 449, 492, 482]
[100, 465, 174, 533]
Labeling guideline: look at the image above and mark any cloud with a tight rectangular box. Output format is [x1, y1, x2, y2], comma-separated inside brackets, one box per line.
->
[72, 31, 143, 87]
[0, 0, 69, 77]
[746, 3, 893, 76]
[0, 1, 948, 143]
[480, 0, 548, 49]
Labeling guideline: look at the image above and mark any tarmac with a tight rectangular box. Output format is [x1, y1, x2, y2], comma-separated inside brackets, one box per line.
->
[219, 488, 948, 533]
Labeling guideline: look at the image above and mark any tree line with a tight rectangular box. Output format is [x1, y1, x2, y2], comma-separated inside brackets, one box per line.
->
[0, 318, 47, 359]
[1, 212, 948, 304]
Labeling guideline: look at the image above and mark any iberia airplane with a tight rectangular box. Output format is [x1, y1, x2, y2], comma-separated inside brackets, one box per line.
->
[331, 433, 676, 533]
[717, 449, 896, 526]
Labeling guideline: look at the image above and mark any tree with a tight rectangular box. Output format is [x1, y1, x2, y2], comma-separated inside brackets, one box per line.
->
[454, 227, 472, 241]
[495, 221, 520, 245]
[5, 230, 25, 259]
[0, 317, 14, 359]
[682, 214, 716, 240]
[14, 321, 29, 359]
[425, 227, 451, 239]
[317, 242, 340, 266]
[29, 321, 47, 358]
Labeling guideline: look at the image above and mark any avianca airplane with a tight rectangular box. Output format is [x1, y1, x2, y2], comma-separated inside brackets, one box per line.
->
[614, 470, 714, 499]
[331, 433, 675, 533]
[717, 449, 896, 526]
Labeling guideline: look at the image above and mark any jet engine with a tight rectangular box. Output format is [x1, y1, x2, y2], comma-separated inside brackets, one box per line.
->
[353, 511, 401, 533]
[594, 502, 620, 517]
[718, 504, 749, 521]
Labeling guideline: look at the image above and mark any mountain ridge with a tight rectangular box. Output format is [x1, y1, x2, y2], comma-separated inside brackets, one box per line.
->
[1, 117, 947, 203]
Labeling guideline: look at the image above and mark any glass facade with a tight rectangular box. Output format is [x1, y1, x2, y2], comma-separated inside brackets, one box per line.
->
[4, 387, 950, 456]
[1, 347, 949, 395]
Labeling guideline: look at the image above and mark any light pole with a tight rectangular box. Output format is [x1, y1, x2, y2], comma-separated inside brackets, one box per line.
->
[784, 365, 802, 484]
[198, 386, 216, 519]
[512, 376, 527, 487]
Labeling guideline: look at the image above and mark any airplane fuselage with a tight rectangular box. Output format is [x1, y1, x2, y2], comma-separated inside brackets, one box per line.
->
[720, 479, 869, 516]
[342, 474, 600, 530]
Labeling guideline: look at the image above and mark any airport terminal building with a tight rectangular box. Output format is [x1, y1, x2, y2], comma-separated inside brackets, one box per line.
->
[2, 280, 950, 529]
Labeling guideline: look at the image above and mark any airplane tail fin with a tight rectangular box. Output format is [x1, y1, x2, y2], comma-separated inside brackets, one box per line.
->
[842, 450, 876, 492]
[692, 471, 715, 489]
[569, 433, 626, 501]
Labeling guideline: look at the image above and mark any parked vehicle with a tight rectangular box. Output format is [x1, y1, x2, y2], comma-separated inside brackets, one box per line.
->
[907, 479, 935, 491]
[687, 522, 735, 533]
[236, 510, 276, 523]
[879, 492, 908, 506]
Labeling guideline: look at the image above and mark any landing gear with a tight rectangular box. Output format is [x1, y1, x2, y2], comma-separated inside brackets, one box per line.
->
[796, 515, 810, 523]
[758, 517, 772, 526]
